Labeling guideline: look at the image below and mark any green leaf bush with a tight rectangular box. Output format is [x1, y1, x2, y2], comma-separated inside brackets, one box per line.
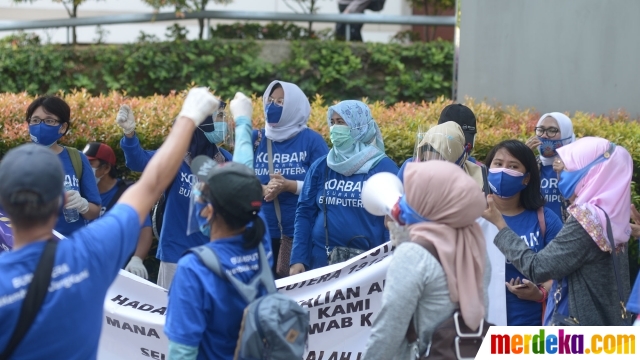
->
[0, 39, 453, 105]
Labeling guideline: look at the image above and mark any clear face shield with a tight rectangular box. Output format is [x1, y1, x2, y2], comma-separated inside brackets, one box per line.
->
[197, 108, 234, 147]
[186, 181, 211, 237]
[412, 124, 468, 165]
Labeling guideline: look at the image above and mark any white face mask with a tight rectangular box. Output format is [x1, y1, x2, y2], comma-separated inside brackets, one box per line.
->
[92, 166, 104, 184]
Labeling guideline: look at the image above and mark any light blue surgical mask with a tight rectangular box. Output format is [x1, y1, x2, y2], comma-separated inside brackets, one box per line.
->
[202, 122, 228, 144]
[330, 125, 354, 149]
[194, 201, 211, 237]
[558, 143, 615, 199]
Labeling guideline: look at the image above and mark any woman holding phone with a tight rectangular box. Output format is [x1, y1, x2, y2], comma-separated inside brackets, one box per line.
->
[484, 140, 562, 325]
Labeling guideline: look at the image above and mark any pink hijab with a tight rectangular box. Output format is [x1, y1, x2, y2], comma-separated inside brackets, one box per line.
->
[404, 161, 487, 330]
[557, 137, 633, 252]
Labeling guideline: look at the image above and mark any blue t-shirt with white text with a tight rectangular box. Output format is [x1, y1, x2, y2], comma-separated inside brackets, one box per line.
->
[540, 165, 564, 220]
[503, 207, 562, 326]
[252, 129, 329, 239]
[100, 179, 152, 228]
[0, 204, 140, 359]
[291, 156, 398, 270]
[120, 135, 232, 263]
[165, 219, 274, 360]
[55, 148, 102, 236]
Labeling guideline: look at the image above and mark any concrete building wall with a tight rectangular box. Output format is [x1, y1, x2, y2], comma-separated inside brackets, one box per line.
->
[457, 0, 640, 117]
[0, 0, 412, 43]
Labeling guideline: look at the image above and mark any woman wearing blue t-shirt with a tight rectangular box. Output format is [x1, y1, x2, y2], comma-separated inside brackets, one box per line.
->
[252, 80, 329, 277]
[290, 100, 398, 274]
[116, 103, 232, 289]
[165, 159, 274, 360]
[25, 96, 101, 236]
[525, 112, 576, 325]
[484, 140, 562, 326]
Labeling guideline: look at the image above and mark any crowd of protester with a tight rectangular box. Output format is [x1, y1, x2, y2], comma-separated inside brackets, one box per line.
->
[0, 81, 639, 359]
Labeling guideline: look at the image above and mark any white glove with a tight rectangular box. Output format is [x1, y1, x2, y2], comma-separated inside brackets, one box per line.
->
[116, 105, 136, 135]
[178, 87, 220, 127]
[388, 221, 410, 247]
[230, 92, 253, 121]
[125, 256, 148, 279]
[65, 190, 90, 214]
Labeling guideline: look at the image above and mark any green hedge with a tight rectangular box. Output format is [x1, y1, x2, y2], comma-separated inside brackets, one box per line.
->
[0, 39, 453, 104]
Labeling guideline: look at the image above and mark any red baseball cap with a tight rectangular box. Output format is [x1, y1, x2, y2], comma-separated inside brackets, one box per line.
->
[82, 142, 116, 166]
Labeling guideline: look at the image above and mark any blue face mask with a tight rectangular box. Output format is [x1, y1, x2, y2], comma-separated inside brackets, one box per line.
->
[202, 122, 227, 144]
[194, 201, 211, 237]
[558, 143, 615, 199]
[398, 194, 429, 225]
[29, 123, 63, 147]
[488, 168, 529, 198]
[538, 136, 571, 158]
[266, 103, 283, 124]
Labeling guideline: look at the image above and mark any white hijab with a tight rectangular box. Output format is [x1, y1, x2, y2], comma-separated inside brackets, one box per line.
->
[263, 80, 310, 142]
[537, 112, 575, 166]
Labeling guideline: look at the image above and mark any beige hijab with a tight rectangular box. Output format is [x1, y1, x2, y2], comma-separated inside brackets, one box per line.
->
[418, 121, 484, 189]
[404, 161, 487, 330]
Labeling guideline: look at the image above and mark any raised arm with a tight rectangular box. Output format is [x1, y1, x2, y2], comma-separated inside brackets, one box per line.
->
[116, 105, 155, 171]
[117, 88, 220, 224]
[229, 92, 255, 168]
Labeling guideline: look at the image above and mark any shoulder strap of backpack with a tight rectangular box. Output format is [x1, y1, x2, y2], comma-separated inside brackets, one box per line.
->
[537, 207, 546, 240]
[64, 147, 83, 182]
[0, 239, 58, 360]
[188, 243, 276, 304]
[107, 180, 133, 211]
[480, 164, 490, 197]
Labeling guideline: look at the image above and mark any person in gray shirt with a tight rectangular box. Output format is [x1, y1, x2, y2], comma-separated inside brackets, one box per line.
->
[363, 160, 488, 360]
[482, 137, 633, 326]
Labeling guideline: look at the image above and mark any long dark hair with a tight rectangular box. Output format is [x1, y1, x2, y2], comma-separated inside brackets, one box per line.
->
[485, 140, 545, 210]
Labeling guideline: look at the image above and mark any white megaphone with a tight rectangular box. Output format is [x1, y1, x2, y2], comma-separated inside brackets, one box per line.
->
[361, 172, 404, 223]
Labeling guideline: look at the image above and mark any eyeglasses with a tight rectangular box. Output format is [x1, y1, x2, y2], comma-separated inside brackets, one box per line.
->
[535, 126, 560, 137]
[28, 117, 60, 126]
[266, 97, 284, 107]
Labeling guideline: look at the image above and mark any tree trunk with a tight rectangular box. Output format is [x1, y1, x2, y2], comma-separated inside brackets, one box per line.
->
[198, 18, 205, 40]
[72, 4, 78, 45]
[199, 0, 208, 40]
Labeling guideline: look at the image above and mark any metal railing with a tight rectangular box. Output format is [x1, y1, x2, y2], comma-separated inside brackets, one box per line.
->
[0, 10, 456, 43]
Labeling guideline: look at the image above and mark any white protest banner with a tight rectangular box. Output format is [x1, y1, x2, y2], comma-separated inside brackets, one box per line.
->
[477, 217, 507, 326]
[97, 271, 169, 360]
[276, 242, 395, 360]
[96, 242, 395, 360]
[95, 220, 502, 360]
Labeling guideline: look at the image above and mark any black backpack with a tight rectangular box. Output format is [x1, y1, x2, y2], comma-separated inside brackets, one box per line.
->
[367, 0, 386, 12]
[106, 179, 134, 212]
[151, 192, 166, 240]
